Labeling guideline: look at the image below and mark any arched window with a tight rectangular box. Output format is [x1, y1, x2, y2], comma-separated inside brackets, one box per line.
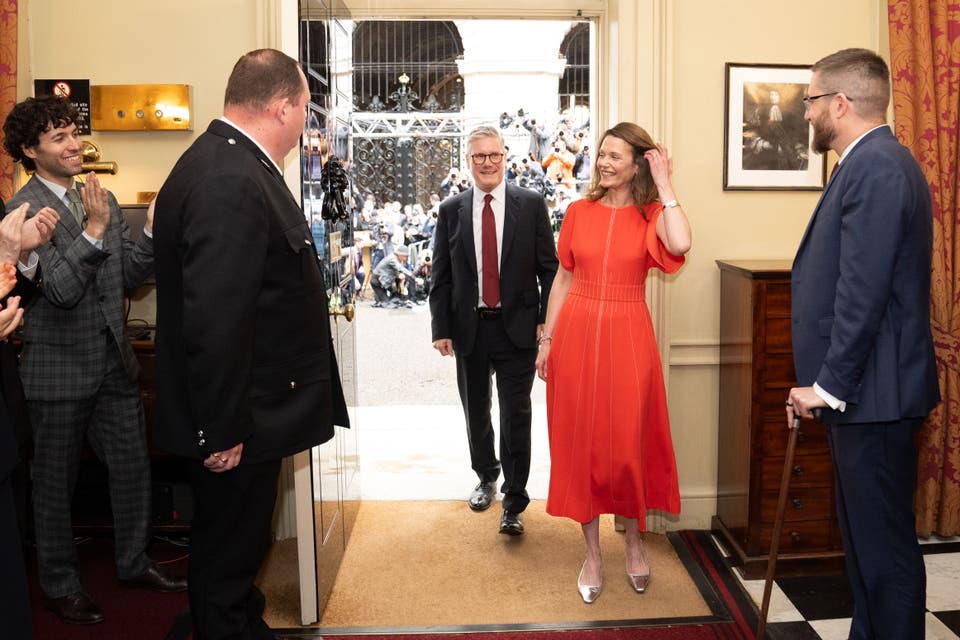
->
[353, 21, 464, 112]
[559, 22, 590, 112]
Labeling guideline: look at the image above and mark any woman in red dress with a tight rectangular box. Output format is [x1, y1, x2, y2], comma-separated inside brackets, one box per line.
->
[535, 122, 691, 604]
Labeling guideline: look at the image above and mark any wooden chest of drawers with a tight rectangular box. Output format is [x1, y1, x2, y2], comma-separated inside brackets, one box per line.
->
[712, 260, 844, 578]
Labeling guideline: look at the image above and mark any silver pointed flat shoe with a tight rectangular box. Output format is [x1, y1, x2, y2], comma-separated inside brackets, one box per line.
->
[627, 568, 651, 593]
[577, 562, 602, 604]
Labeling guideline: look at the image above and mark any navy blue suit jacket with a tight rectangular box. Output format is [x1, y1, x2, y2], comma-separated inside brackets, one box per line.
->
[791, 126, 940, 425]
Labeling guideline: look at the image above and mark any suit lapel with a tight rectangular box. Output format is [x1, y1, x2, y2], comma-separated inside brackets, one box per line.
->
[501, 185, 519, 265]
[794, 127, 891, 265]
[24, 176, 83, 239]
[458, 189, 478, 276]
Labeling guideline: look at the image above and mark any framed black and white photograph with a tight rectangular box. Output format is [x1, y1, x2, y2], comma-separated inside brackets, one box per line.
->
[723, 63, 826, 190]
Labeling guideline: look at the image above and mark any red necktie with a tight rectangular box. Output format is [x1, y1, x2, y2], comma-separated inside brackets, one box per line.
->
[481, 193, 500, 308]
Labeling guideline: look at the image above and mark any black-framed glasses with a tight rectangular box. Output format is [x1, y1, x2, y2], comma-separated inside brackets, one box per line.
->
[802, 92, 840, 108]
[470, 152, 504, 164]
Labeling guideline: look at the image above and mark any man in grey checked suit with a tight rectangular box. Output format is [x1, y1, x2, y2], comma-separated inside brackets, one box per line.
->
[2, 95, 186, 626]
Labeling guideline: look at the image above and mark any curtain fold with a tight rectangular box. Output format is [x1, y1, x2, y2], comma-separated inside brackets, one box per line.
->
[0, 0, 18, 201]
[888, 0, 960, 537]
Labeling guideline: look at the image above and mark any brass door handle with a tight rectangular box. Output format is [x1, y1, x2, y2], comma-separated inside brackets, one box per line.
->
[330, 303, 355, 322]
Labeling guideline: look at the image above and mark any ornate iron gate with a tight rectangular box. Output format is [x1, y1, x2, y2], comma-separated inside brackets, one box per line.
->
[352, 113, 465, 208]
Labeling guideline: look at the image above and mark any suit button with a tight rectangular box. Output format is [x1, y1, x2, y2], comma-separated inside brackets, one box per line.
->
[197, 430, 204, 437]
[198, 438, 206, 447]
[289, 381, 296, 390]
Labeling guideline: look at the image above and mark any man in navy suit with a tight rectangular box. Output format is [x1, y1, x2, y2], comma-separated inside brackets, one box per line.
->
[787, 48, 940, 640]
[430, 126, 558, 536]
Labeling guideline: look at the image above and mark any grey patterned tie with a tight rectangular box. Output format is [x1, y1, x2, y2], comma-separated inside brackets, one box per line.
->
[66, 188, 85, 229]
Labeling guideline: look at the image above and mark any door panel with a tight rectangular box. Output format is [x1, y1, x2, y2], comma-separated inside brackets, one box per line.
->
[295, 0, 357, 624]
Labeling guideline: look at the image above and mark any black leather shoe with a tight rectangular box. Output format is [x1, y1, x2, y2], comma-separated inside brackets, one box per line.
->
[468, 481, 497, 511]
[120, 562, 188, 593]
[499, 509, 524, 536]
[44, 591, 105, 625]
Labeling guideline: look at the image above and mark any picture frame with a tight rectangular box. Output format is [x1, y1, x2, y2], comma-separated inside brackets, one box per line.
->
[723, 63, 826, 191]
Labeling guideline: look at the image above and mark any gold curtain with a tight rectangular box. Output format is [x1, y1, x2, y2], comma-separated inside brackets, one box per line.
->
[0, 0, 17, 201]
[888, 0, 960, 537]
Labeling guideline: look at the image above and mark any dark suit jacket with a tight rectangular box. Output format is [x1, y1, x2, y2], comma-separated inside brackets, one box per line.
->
[791, 126, 940, 425]
[153, 119, 349, 463]
[430, 183, 558, 356]
[0, 201, 36, 483]
[5, 175, 154, 401]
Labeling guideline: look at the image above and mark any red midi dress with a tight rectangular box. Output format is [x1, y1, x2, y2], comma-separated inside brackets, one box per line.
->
[545, 199, 684, 526]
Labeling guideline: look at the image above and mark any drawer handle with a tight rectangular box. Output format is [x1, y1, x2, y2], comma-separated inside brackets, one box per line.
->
[791, 498, 803, 510]
[790, 531, 801, 544]
[792, 465, 805, 477]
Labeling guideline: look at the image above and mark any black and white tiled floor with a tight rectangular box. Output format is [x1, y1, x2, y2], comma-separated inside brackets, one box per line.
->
[711, 533, 960, 639]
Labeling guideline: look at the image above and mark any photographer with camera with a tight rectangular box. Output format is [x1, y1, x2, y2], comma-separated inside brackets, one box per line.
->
[522, 116, 552, 163]
[542, 142, 576, 190]
[371, 244, 417, 308]
[412, 248, 433, 301]
[440, 170, 460, 198]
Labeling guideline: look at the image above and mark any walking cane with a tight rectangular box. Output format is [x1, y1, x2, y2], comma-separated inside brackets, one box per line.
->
[756, 408, 821, 639]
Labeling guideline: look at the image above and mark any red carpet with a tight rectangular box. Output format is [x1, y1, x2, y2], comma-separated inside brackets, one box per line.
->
[29, 536, 189, 640]
[28, 531, 758, 639]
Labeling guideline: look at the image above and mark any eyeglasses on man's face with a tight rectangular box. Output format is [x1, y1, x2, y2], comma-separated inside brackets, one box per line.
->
[470, 152, 505, 165]
[802, 92, 840, 109]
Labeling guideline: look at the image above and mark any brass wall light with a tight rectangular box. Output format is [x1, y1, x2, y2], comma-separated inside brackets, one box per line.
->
[81, 141, 118, 174]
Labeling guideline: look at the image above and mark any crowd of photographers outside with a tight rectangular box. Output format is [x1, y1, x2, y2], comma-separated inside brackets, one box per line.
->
[354, 111, 591, 309]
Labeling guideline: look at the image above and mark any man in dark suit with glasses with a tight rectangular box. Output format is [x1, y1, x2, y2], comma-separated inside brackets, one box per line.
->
[430, 125, 558, 536]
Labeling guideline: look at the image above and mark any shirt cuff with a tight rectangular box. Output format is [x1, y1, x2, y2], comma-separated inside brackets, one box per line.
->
[813, 382, 846, 412]
[142, 227, 153, 239]
[18, 252, 39, 280]
[82, 232, 104, 250]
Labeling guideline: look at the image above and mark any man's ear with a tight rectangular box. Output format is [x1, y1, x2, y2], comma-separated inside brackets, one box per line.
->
[268, 97, 288, 123]
[22, 145, 38, 160]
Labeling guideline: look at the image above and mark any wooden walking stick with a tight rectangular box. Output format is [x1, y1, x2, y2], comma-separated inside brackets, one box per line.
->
[757, 409, 820, 639]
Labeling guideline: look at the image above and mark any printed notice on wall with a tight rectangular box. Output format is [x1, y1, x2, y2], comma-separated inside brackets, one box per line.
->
[34, 79, 92, 135]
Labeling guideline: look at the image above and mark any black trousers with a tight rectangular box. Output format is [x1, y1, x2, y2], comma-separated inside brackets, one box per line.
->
[827, 418, 926, 640]
[188, 459, 281, 640]
[455, 313, 535, 513]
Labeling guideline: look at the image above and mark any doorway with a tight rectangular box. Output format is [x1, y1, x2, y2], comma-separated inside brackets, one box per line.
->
[292, 2, 596, 624]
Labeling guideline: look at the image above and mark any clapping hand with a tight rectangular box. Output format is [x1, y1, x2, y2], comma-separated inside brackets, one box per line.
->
[79, 172, 110, 238]
[0, 294, 23, 341]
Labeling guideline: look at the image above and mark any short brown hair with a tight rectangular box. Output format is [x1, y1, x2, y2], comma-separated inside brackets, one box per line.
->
[224, 49, 304, 112]
[811, 48, 890, 120]
[584, 122, 659, 211]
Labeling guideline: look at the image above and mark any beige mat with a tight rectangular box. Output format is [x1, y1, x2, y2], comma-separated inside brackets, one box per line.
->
[261, 500, 710, 629]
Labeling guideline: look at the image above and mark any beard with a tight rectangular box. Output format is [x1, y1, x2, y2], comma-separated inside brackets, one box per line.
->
[811, 111, 835, 154]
